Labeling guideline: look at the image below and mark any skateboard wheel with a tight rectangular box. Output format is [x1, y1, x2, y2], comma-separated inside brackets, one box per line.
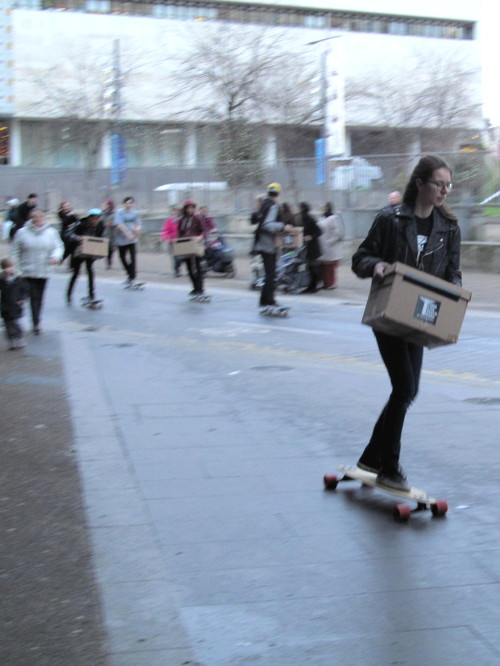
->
[323, 474, 338, 490]
[431, 499, 448, 517]
[393, 503, 411, 521]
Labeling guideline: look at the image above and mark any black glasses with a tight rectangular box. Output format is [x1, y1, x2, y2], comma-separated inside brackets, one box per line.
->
[427, 180, 453, 192]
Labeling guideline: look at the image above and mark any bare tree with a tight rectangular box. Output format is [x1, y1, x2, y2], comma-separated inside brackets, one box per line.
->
[165, 24, 317, 185]
[26, 43, 139, 172]
[346, 51, 482, 154]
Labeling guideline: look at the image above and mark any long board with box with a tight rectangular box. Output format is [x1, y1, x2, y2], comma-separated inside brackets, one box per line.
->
[361, 262, 472, 348]
[74, 236, 109, 259]
[172, 237, 205, 257]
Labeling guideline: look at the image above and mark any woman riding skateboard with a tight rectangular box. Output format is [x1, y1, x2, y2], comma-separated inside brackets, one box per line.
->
[351, 155, 463, 491]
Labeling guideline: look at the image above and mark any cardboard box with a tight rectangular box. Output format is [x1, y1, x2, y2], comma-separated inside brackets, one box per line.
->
[172, 237, 205, 257]
[275, 228, 303, 249]
[74, 236, 109, 258]
[361, 262, 472, 348]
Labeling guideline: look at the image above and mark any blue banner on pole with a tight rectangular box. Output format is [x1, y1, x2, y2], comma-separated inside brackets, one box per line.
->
[315, 138, 325, 185]
[111, 133, 127, 185]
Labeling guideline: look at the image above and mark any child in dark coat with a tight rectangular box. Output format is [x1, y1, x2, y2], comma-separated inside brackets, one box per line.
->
[0, 257, 28, 349]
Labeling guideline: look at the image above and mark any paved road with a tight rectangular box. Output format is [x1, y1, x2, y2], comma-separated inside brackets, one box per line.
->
[2, 242, 500, 665]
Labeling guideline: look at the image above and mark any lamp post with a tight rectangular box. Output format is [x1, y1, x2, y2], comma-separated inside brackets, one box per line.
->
[307, 35, 345, 194]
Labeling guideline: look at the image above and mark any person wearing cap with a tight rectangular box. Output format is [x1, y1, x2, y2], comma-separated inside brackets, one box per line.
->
[176, 199, 206, 295]
[113, 196, 142, 287]
[252, 182, 293, 308]
[64, 209, 105, 304]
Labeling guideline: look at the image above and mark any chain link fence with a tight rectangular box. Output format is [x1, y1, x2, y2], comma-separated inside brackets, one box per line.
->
[1, 150, 498, 240]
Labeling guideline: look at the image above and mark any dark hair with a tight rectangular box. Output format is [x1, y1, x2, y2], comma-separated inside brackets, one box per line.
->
[123, 196, 135, 204]
[28, 193, 37, 199]
[402, 155, 456, 222]
[299, 201, 310, 215]
[323, 202, 334, 217]
[1, 256, 14, 269]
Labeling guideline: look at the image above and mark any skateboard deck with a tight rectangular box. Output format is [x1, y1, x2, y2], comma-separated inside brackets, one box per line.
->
[189, 294, 211, 303]
[259, 306, 289, 318]
[323, 465, 448, 521]
[124, 281, 146, 290]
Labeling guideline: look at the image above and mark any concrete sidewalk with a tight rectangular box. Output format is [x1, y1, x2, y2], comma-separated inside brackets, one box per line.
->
[0, 330, 108, 665]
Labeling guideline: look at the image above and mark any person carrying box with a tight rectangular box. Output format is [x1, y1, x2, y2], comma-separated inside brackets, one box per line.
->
[351, 155, 462, 492]
[176, 199, 206, 296]
[64, 209, 105, 305]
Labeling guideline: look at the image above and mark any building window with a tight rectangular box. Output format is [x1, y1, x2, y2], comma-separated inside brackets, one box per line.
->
[35, 1, 476, 42]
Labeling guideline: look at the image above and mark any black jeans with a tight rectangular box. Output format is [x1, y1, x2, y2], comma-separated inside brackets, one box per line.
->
[260, 251, 277, 306]
[67, 257, 96, 300]
[359, 331, 424, 474]
[118, 243, 136, 280]
[3, 317, 23, 342]
[25, 277, 48, 328]
[184, 256, 203, 292]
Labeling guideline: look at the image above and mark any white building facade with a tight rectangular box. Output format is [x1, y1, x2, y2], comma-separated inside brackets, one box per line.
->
[0, 0, 483, 168]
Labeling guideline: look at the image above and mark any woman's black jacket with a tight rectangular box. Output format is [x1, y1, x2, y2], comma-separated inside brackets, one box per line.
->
[301, 213, 322, 262]
[351, 204, 462, 286]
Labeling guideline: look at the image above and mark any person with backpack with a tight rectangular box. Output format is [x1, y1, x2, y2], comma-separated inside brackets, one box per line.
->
[251, 183, 293, 309]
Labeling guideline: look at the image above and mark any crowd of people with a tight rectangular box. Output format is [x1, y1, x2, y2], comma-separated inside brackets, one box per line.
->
[0, 187, 349, 343]
[251, 183, 345, 309]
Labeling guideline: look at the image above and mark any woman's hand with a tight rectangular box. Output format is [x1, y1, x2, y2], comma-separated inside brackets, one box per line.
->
[373, 261, 389, 278]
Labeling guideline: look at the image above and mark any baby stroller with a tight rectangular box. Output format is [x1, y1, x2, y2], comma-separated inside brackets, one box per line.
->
[275, 245, 310, 293]
[201, 233, 236, 277]
[249, 245, 310, 293]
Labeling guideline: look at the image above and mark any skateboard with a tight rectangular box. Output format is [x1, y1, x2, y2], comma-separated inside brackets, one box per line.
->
[189, 293, 211, 303]
[323, 465, 448, 521]
[81, 297, 103, 310]
[259, 305, 290, 318]
[124, 281, 146, 290]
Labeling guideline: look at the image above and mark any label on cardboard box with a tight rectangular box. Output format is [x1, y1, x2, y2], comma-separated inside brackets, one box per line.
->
[413, 295, 440, 325]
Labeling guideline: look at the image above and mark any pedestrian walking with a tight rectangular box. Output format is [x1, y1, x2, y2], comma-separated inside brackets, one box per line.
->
[177, 199, 206, 295]
[351, 155, 462, 491]
[114, 196, 141, 287]
[318, 202, 343, 289]
[252, 183, 293, 308]
[101, 198, 116, 268]
[9, 193, 38, 240]
[161, 205, 182, 276]
[298, 202, 322, 293]
[279, 202, 298, 226]
[387, 190, 402, 208]
[0, 257, 28, 350]
[10, 208, 63, 334]
[64, 209, 105, 304]
[57, 201, 79, 266]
